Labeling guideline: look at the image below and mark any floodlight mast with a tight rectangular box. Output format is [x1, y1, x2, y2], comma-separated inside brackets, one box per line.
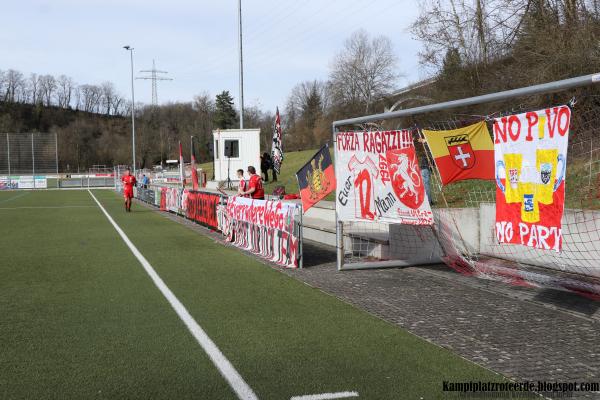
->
[123, 46, 137, 175]
[238, 0, 244, 129]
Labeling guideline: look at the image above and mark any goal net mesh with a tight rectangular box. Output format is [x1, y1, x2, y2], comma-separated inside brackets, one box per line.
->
[339, 92, 600, 296]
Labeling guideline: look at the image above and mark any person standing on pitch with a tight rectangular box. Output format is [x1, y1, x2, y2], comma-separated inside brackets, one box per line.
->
[236, 169, 248, 197]
[242, 166, 265, 200]
[121, 168, 136, 212]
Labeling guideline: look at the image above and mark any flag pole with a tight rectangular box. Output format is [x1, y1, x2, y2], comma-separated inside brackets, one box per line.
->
[179, 141, 184, 189]
[190, 135, 194, 190]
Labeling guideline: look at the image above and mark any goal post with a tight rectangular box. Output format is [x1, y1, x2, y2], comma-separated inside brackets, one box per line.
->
[332, 72, 600, 287]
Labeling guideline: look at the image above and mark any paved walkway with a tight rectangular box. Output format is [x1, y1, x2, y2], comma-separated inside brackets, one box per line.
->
[143, 201, 600, 399]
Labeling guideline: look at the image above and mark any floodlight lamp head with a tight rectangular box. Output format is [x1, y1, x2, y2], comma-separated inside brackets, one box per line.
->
[123, 45, 132, 50]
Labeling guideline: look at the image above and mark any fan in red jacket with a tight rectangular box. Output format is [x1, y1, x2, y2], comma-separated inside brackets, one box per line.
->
[121, 169, 137, 212]
[241, 166, 264, 200]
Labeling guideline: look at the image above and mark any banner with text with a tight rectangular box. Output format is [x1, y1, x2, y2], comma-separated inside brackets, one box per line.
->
[165, 187, 181, 213]
[334, 130, 433, 225]
[218, 196, 301, 268]
[493, 105, 570, 251]
[185, 190, 222, 230]
[0, 176, 10, 190]
[0, 176, 47, 189]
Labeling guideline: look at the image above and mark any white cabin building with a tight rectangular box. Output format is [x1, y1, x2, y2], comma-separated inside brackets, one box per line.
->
[212, 129, 261, 182]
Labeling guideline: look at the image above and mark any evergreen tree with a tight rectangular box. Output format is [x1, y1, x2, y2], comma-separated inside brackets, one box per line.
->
[213, 91, 238, 129]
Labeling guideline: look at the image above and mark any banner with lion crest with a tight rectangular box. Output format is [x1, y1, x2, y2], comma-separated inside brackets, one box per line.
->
[296, 144, 336, 211]
[334, 130, 433, 225]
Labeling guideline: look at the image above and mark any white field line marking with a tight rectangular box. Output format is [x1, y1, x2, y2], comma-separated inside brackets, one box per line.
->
[0, 205, 95, 210]
[290, 392, 359, 400]
[88, 190, 258, 400]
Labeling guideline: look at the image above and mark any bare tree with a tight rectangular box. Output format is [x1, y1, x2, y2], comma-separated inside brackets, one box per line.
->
[56, 75, 75, 108]
[39, 74, 57, 106]
[73, 85, 82, 110]
[100, 82, 118, 115]
[330, 30, 400, 113]
[286, 80, 329, 120]
[112, 93, 125, 116]
[3, 69, 25, 103]
[78, 84, 103, 113]
[283, 80, 332, 149]
[27, 73, 42, 105]
[410, 0, 528, 69]
[0, 70, 4, 98]
[121, 100, 133, 118]
[193, 92, 215, 134]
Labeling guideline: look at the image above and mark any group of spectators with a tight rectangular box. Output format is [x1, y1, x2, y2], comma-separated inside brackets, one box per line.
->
[233, 152, 276, 201]
[236, 166, 265, 200]
[126, 162, 267, 202]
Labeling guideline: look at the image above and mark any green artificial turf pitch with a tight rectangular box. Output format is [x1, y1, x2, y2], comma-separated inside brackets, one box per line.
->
[0, 189, 506, 399]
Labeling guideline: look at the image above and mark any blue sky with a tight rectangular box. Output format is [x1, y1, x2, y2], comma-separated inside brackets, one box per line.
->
[2, 0, 425, 111]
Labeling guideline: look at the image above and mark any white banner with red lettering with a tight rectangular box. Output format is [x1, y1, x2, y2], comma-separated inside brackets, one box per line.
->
[334, 130, 433, 225]
[164, 187, 182, 213]
[493, 105, 570, 251]
[218, 196, 302, 268]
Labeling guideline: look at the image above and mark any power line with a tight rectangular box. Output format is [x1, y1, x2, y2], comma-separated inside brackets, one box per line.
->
[175, 0, 408, 100]
[185, 0, 347, 77]
[244, 0, 381, 69]
[136, 59, 173, 106]
[177, 0, 301, 77]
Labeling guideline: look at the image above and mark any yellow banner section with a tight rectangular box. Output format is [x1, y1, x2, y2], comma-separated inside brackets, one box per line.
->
[422, 121, 494, 157]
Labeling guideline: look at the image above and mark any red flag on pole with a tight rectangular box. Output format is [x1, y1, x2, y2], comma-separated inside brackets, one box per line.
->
[190, 137, 199, 190]
[179, 141, 185, 188]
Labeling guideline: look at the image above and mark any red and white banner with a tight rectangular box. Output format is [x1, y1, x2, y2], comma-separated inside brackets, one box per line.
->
[185, 190, 221, 230]
[218, 196, 301, 268]
[494, 106, 570, 251]
[334, 130, 433, 225]
[165, 187, 181, 213]
[190, 136, 199, 190]
[160, 187, 167, 211]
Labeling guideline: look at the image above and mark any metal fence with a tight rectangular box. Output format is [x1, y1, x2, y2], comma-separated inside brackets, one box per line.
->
[0, 133, 58, 175]
[59, 174, 115, 188]
[0, 133, 117, 189]
[0, 133, 58, 189]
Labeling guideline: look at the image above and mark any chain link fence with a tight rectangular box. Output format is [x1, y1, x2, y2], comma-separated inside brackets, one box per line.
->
[0, 133, 58, 189]
[0, 133, 115, 189]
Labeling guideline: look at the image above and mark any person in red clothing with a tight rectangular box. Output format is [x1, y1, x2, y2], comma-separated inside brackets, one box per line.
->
[236, 169, 249, 197]
[241, 165, 264, 200]
[121, 169, 137, 212]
